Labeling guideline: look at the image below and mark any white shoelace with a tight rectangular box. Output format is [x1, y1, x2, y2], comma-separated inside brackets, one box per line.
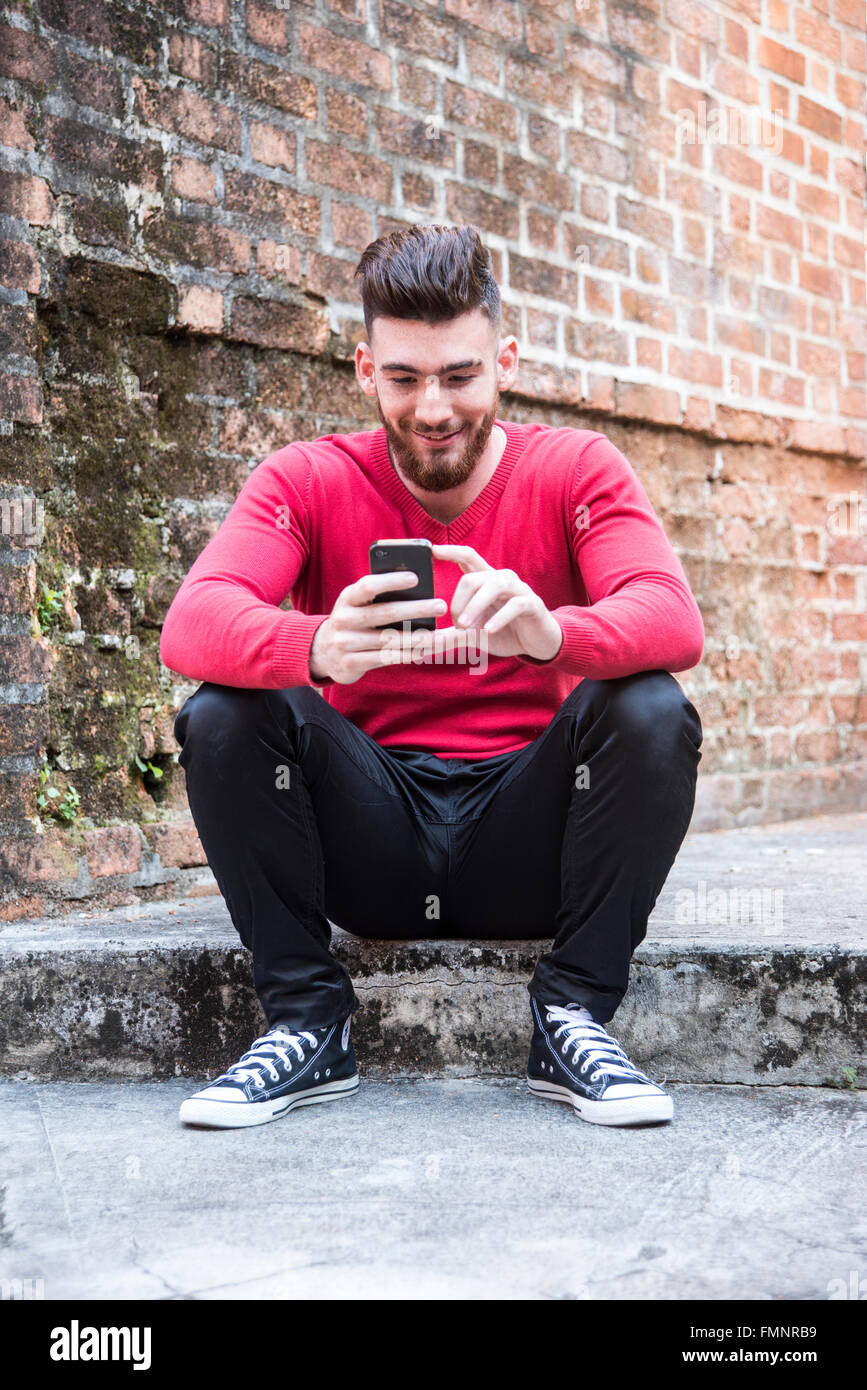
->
[215, 1027, 320, 1088]
[546, 1005, 655, 1086]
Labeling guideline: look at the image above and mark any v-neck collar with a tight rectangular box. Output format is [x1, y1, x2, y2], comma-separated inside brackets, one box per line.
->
[367, 418, 528, 542]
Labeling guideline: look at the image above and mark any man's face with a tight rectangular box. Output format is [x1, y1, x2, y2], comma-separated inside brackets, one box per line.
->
[356, 309, 515, 494]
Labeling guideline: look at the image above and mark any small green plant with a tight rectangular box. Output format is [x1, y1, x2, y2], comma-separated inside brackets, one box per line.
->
[840, 1065, 857, 1090]
[134, 753, 163, 781]
[36, 581, 65, 631]
[36, 763, 81, 823]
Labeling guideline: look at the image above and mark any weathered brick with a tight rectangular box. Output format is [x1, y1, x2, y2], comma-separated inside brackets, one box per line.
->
[133, 79, 242, 153]
[143, 819, 207, 868]
[326, 87, 369, 139]
[170, 155, 218, 205]
[142, 215, 252, 274]
[65, 52, 125, 116]
[0, 170, 56, 227]
[0, 23, 58, 89]
[445, 82, 519, 141]
[83, 825, 142, 878]
[0, 95, 38, 150]
[246, 0, 290, 53]
[374, 109, 457, 167]
[38, 0, 162, 64]
[224, 171, 319, 234]
[44, 116, 162, 189]
[298, 21, 391, 88]
[0, 374, 43, 424]
[220, 53, 318, 120]
[503, 154, 574, 210]
[227, 297, 330, 354]
[306, 141, 392, 203]
[0, 241, 41, 294]
[380, 0, 458, 62]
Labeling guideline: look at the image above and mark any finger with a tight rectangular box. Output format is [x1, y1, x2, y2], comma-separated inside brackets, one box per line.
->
[449, 570, 489, 617]
[352, 597, 447, 629]
[430, 543, 492, 573]
[428, 624, 487, 653]
[343, 571, 420, 606]
[456, 574, 520, 629]
[481, 594, 532, 634]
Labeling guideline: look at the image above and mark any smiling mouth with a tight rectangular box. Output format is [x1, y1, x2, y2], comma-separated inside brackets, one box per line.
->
[413, 427, 463, 445]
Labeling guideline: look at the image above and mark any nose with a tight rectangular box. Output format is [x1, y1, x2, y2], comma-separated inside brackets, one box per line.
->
[412, 375, 454, 430]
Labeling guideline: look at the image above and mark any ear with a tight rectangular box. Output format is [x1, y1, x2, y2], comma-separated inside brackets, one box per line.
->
[355, 340, 376, 396]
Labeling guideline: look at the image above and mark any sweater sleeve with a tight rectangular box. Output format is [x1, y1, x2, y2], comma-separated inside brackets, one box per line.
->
[159, 444, 332, 689]
[518, 433, 704, 678]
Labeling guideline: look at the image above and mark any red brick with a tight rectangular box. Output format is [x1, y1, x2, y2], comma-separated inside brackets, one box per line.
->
[0, 240, 41, 293]
[249, 121, 297, 173]
[0, 830, 79, 885]
[503, 155, 574, 210]
[326, 87, 369, 139]
[798, 95, 843, 142]
[567, 321, 629, 364]
[133, 78, 242, 153]
[170, 156, 218, 205]
[246, 0, 290, 52]
[38, 0, 161, 64]
[167, 32, 218, 85]
[144, 819, 208, 868]
[0, 170, 55, 227]
[380, 0, 458, 62]
[298, 21, 391, 88]
[374, 109, 457, 166]
[227, 297, 330, 354]
[84, 825, 142, 877]
[306, 142, 392, 203]
[0, 95, 37, 150]
[757, 35, 806, 82]
[614, 382, 681, 424]
[219, 53, 317, 121]
[0, 374, 43, 424]
[0, 23, 58, 88]
[444, 0, 523, 42]
[567, 132, 629, 183]
[504, 55, 574, 111]
[142, 216, 252, 274]
[445, 82, 519, 141]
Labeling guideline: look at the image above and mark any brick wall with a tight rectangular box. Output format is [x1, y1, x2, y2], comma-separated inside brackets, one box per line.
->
[0, 0, 865, 918]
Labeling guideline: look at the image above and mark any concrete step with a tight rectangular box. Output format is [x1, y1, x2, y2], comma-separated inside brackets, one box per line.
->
[1, 812, 864, 1087]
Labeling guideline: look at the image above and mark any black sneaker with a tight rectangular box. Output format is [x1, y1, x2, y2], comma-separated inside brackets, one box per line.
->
[527, 999, 673, 1127]
[179, 1016, 359, 1128]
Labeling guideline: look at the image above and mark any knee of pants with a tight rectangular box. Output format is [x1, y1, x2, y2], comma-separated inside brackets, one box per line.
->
[581, 670, 702, 758]
[173, 681, 320, 751]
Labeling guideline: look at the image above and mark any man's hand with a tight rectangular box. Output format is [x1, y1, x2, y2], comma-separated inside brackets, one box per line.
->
[431, 543, 563, 662]
[309, 571, 448, 685]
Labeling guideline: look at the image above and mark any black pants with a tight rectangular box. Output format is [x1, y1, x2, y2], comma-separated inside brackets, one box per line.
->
[173, 671, 702, 1030]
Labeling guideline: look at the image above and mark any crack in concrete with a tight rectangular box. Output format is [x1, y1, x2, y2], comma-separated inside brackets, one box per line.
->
[33, 1091, 77, 1247]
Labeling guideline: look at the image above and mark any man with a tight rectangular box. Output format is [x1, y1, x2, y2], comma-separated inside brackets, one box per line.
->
[161, 223, 704, 1131]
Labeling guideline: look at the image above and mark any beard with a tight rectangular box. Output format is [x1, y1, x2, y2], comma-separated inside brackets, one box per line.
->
[374, 388, 500, 494]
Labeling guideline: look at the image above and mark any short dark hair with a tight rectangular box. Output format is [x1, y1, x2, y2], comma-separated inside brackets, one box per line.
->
[354, 223, 501, 344]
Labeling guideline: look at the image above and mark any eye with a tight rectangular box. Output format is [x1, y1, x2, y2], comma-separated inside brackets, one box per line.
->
[388, 376, 475, 386]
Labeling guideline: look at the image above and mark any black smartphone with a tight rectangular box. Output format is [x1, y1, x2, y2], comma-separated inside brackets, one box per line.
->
[369, 538, 436, 631]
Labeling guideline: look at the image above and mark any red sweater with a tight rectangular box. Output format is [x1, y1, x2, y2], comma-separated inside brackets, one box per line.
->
[160, 419, 704, 759]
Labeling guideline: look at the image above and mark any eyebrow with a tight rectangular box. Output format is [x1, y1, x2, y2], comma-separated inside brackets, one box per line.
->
[379, 359, 484, 374]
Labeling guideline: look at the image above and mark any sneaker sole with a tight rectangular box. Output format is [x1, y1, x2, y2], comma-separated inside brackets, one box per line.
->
[179, 1074, 359, 1129]
[527, 1075, 673, 1127]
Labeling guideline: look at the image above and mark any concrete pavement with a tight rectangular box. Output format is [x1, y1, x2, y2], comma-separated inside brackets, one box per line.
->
[1, 1076, 864, 1301]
